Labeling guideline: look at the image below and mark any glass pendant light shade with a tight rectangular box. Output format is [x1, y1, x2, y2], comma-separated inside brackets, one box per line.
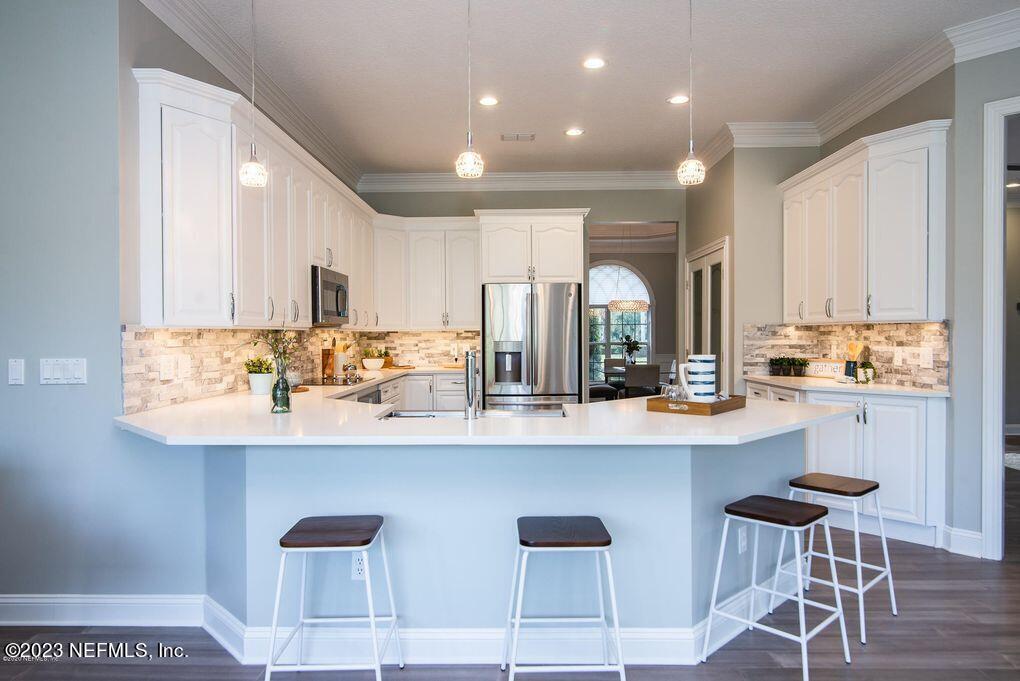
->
[677, 151, 706, 186]
[456, 149, 484, 179]
[607, 298, 650, 312]
[240, 143, 268, 188]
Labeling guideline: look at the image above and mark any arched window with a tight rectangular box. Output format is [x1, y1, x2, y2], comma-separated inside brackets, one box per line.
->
[588, 263, 653, 381]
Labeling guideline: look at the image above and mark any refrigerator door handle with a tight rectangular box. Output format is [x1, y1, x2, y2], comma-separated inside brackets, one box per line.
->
[524, 290, 533, 389]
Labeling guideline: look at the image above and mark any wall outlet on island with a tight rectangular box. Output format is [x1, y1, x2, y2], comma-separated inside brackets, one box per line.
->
[351, 554, 366, 581]
[737, 526, 747, 554]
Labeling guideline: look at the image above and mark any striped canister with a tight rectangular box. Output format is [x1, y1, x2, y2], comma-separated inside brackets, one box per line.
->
[679, 354, 717, 403]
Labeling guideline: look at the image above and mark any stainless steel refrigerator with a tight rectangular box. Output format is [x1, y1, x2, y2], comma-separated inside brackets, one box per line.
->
[482, 283, 582, 411]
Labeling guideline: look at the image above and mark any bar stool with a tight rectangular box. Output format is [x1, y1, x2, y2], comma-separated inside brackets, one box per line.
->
[770, 473, 898, 645]
[702, 496, 850, 681]
[500, 516, 625, 681]
[265, 515, 404, 681]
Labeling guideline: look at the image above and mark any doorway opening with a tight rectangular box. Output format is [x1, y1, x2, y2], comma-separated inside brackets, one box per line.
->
[685, 237, 730, 395]
[1003, 113, 1020, 559]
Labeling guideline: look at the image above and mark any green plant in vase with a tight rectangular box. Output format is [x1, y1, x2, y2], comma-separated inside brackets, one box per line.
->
[251, 330, 302, 413]
[622, 335, 642, 364]
[791, 357, 810, 377]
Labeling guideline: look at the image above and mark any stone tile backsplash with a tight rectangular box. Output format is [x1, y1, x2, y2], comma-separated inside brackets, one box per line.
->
[120, 326, 480, 414]
[743, 322, 949, 391]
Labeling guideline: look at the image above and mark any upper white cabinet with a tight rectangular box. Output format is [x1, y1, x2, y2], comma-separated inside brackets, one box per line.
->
[350, 214, 375, 328]
[445, 230, 481, 328]
[477, 210, 588, 284]
[403, 226, 481, 329]
[134, 69, 376, 329]
[408, 231, 447, 328]
[374, 227, 408, 329]
[780, 120, 948, 324]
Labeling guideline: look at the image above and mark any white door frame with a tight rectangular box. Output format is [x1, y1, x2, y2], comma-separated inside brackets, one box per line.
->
[685, 236, 731, 395]
[981, 96, 1020, 561]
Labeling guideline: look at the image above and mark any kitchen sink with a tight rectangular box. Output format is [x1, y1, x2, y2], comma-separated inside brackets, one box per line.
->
[380, 409, 565, 420]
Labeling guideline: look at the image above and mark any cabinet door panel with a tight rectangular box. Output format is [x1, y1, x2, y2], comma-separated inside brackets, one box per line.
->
[310, 182, 329, 267]
[868, 149, 928, 321]
[435, 391, 466, 411]
[161, 106, 234, 326]
[830, 162, 867, 321]
[802, 181, 832, 322]
[358, 216, 375, 327]
[408, 231, 446, 329]
[532, 222, 583, 282]
[235, 136, 272, 327]
[445, 230, 481, 328]
[289, 165, 312, 328]
[480, 223, 531, 282]
[805, 393, 862, 512]
[267, 146, 292, 328]
[374, 228, 407, 328]
[862, 396, 926, 524]
[783, 196, 805, 323]
[402, 375, 433, 411]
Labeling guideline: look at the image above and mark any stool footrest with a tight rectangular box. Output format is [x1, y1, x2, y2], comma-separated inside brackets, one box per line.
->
[303, 615, 396, 624]
[806, 550, 886, 572]
[777, 566, 889, 594]
[512, 664, 625, 674]
[272, 619, 398, 667]
[750, 583, 839, 613]
[517, 616, 605, 624]
[267, 663, 391, 673]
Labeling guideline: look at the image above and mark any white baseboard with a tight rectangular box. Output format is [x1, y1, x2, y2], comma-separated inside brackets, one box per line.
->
[943, 526, 984, 558]
[0, 594, 204, 627]
[825, 509, 940, 548]
[1005, 423, 1020, 435]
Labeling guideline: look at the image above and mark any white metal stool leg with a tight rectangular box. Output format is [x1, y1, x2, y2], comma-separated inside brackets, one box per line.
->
[747, 524, 759, 629]
[595, 551, 610, 665]
[508, 551, 530, 681]
[792, 529, 810, 681]
[851, 499, 866, 644]
[296, 553, 307, 666]
[265, 552, 287, 681]
[700, 517, 730, 662]
[500, 546, 521, 672]
[767, 528, 788, 614]
[875, 494, 898, 616]
[602, 552, 626, 681]
[804, 524, 815, 592]
[379, 531, 405, 669]
[363, 548, 382, 681]
[822, 519, 852, 664]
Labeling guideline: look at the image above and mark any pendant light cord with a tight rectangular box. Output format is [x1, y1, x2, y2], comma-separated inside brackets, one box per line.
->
[688, 0, 695, 155]
[466, 0, 473, 149]
[250, 0, 257, 151]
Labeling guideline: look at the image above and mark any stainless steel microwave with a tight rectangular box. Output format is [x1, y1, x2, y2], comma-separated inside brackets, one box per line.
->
[311, 266, 349, 327]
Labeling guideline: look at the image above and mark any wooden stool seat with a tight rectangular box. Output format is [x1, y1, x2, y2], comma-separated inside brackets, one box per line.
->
[725, 495, 827, 527]
[279, 515, 384, 548]
[789, 472, 879, 497]
[517, 516, 612, 548]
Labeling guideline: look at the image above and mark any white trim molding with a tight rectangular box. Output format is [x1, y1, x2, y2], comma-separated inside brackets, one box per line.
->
[697, 122, 821, 172]
[946, 8, 1020, 64]
[943, 527, 985, 559]
[0, 594, 204, 627]
[357, 171, 680, 193]
[981, 95, 1020, 561]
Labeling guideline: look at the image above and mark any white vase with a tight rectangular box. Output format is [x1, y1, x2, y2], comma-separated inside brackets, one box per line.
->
[363, 358, 385, 370]
[248, 373, 273, 395]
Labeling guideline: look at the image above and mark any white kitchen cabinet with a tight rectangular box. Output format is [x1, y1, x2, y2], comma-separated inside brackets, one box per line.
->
[805, 393, 863, 512]
[780, 120, 948, 324]
[310, 181, 330, 268]
[349, 214, 375, 328]
[532, 222, 584, 282]
[374, 228, 408, 328]
[160, 106, 234, 327]
[267, 145, 292, 328]
[867, 148, 929, 322]
[445, 230, 481, 328]
[480, 223, 531, 282]
[746, 382, 769, 400]
[435, 391, 466, 411]
[782, 197, 805, 323]
[862, 395, 926, 524]
[234, 136, 273, 327]
[402, 375, 433, 411]
[408, 231, 447, 328]
[333, 199, 351, 275]
[288, 164, 313, 328]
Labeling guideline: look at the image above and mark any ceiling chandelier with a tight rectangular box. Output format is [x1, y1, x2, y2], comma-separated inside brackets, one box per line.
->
[677, 0, 705, 186]
[607, 224, 650, 312]
[238, 0, 268, 188]
[455, 0, 484, 179]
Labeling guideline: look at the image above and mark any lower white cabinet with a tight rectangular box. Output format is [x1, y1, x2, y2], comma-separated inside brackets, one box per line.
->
[402, 375, 434, 411]
[805, 393, 864, 513]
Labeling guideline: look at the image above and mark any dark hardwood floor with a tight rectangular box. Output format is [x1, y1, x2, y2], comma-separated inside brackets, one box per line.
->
[2, 476, 1019, 680]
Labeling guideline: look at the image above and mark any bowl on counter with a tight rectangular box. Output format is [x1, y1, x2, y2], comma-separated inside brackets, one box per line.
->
[362, 358, 385, 370]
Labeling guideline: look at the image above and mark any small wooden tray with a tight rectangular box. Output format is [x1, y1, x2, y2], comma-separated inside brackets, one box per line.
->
[646, 395, 746, 416]
[291, 386, 310, 393]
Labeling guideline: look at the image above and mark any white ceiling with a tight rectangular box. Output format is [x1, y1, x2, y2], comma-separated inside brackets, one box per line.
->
[192, 0, 1018, 174]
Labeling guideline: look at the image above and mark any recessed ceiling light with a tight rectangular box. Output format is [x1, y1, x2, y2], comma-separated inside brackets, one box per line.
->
[565, 128, 585, 136]
[1008, 182, 1020, 188]
[667, 94, 689, 105]
[479, 95, 498, 106]
[583, 57, 606, 69]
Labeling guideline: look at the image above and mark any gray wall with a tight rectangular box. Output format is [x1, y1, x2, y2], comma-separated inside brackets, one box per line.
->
[684, 151, 735, 255]
[0, 0, 205, 594]
[590, 251, 678, 358]
[1006, 207, 1020, 425]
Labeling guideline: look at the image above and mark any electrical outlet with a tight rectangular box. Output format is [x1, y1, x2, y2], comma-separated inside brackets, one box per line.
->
[919, 348, 934, 369]
[737, 526, 748, 554]
[351, 554, 366, 581]
[893, 348, 904, 367]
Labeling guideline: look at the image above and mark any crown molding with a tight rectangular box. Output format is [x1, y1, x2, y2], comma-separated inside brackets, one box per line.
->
[699, 127, 734, 171]
[357, 171, 681, 193]
[138, 0, 362, 189]
[945, 8, 1020, 63]
[726, 122, 820, 148]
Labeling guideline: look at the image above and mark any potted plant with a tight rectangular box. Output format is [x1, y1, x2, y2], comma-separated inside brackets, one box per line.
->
[362, 347, 386, 370]
[857, 361, 875, 384]
[622, 335, 642, 364]
[251, 330, 302, 413]
[779, 357, 794, 376]
[768, 357, 783, 376]
[244, 357, 274, 395]
[791, 358, 810, 377]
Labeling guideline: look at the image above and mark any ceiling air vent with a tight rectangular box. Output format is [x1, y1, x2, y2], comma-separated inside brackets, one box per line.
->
[500, 133, 536, 142]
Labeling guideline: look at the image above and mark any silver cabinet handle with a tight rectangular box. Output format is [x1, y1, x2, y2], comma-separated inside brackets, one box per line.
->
[326, 248, 333, 267]
[866, 294, 872, 317]
[798, 301, 804, 320]
[824, 297, 832, 318]
[290, 300, 298, 323]
[268, 296, 274, 321]
[352, 309, 359, 326]
[375, 312, 379, 326]
[363, 310, 367, 327]
[229, 293, 235, 321]
[863, 401, 868, 425]
[856, 400, 861, 423]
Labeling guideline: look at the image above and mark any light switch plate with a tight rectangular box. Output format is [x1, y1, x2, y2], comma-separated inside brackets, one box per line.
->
[8, 359, 24, 385]
[39, 358, 87, 385]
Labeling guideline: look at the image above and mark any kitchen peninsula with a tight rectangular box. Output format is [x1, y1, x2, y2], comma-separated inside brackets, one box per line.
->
[116, 393, 853, 665]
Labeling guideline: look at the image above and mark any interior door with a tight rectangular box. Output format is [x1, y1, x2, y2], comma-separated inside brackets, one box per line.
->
[686, 245, 726, 394]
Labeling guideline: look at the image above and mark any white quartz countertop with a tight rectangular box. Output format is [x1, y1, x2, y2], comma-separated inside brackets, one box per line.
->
[114, 387, 855, 447]
[743, 375, 949, 398]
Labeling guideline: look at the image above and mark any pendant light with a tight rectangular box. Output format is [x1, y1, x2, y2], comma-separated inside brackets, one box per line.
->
[238, 0, 268, 188]
[607, 224, 650, 313]
[455, 0, 484, 179]
[677, 0, 705, 186]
